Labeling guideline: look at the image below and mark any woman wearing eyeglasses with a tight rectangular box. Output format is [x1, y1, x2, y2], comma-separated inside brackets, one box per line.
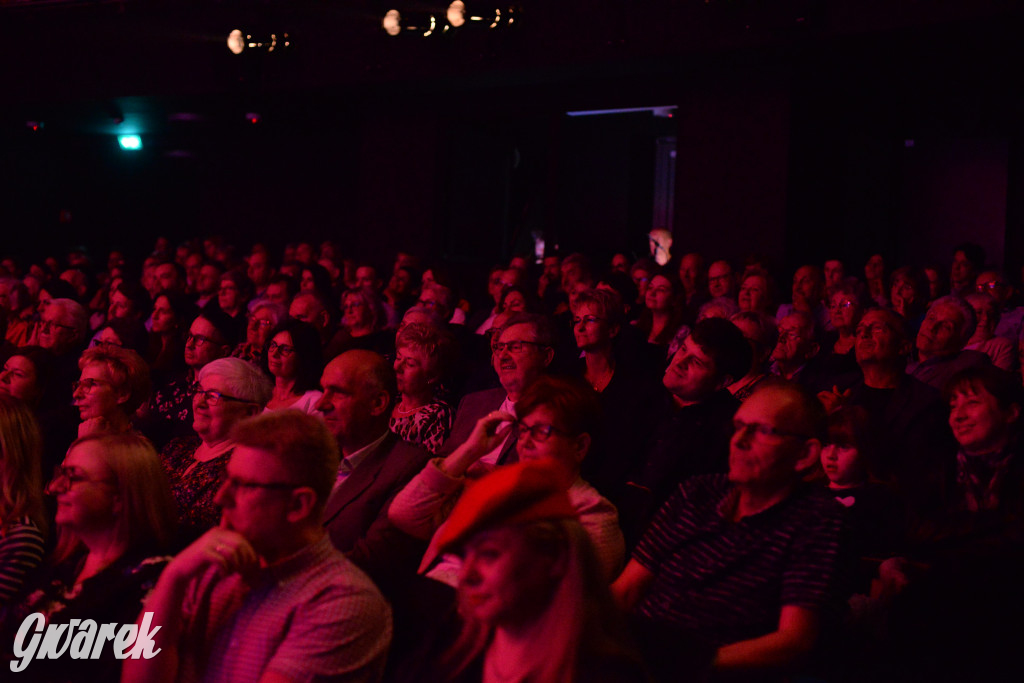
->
[0, 433, 175, 682]
[0, 395, 47, 609]
[141, 308, 240, 449]
[72, 346, 152, 439]
[160, 357, 271, 545]
[336, 287, 394, 357]
[230, 301, 287, 364]
[262, 319, 324, 414]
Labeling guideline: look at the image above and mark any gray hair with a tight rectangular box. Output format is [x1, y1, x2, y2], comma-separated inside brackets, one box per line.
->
[198, 357, 273, 407]
[929, 295, 977, 345]
[49, 298, 89, 337]
[251, 301, 288, 326]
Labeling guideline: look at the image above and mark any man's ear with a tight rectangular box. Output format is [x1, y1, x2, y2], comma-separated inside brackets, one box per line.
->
[115, 387, 132, 407]
[368, 390, 391, 418]
[795, 438, 822, 474]
[285, 487, 318, 524]
[541, 345, 555, 368]
[573, 433, 591, 465]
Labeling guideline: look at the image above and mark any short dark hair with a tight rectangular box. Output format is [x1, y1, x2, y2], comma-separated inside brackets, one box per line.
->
[690, 318, 753, 385]
[945, 365, 1024, 413]
[514, 375, 602, 438]
[198, 306, 244, 348]
[262, 319, 324, 394]
[954, 242, 986, 271]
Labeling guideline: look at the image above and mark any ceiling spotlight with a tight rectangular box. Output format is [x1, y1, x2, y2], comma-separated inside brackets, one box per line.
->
[118, 135, 142, 151]
[381, 9, 440, 37]
[446, 2, 465, 27]
[227, 30, 290, 54]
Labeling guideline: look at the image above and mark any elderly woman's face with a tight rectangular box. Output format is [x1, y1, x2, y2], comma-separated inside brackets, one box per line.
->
[192, 372, 254, 443]
[0, 356, 40, 404]
[829, 292, 861, 332]
[573, 301, 614, 351]
[73, 362, 124, 421]
[457, 524, 561, 627]
[738, 275, 768, 313]
[267, 331, 298, 380]
[394, 344, 436, 399]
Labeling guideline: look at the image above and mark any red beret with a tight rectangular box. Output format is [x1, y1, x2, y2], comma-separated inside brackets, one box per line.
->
[437, 459, 578, 554]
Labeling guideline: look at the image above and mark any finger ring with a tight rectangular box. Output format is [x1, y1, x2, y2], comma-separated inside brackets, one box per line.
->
[215, 544, 227, 553]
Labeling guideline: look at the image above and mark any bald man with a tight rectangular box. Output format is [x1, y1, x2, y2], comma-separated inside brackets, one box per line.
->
[316, 350, 431, 581]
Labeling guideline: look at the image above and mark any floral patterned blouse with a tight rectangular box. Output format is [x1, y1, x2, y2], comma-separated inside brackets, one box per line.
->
[161, 435, 232, 543]
[389, 398, 455, 455]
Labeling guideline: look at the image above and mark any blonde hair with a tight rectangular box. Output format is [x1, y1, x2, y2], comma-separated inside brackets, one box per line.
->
[78, 345, 153, 414]
[54, 433, 176, 564]
[441, 520, 634, 683]
[0, 395, 46, 534]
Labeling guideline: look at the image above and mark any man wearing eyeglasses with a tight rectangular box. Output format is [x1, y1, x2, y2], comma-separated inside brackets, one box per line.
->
[976, 270, 1024, 343]
[437, 313, 555, 467]
[612, 382, 846, 680]
[124, 410, 391, 683]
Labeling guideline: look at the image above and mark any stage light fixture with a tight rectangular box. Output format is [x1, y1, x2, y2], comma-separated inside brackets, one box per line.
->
[118, 135, 142, 150]
[227, 30, 290, 54]
[382, 9, 440, 37]
[444, 3, 518, 31]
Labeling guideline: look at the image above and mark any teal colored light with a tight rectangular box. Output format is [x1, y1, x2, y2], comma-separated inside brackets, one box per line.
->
[118, 135, 142, 150]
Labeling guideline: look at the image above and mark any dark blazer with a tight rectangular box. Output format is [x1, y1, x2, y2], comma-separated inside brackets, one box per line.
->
[323, 432, 432, 577]
[437, 387, 508, 457]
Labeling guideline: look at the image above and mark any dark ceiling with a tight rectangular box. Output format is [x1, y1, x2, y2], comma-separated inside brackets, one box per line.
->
[2, 0, 1023, 140]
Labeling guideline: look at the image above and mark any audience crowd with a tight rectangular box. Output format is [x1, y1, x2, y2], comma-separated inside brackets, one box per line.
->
[0, 236, 1020, 681]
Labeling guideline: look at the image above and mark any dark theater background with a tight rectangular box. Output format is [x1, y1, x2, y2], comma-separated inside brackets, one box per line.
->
[1, 0, 1023, 276]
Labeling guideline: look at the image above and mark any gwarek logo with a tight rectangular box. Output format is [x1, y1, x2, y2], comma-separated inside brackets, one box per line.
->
[10, 612, 162, 673]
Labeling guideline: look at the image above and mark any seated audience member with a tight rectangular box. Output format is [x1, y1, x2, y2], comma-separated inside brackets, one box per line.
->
[420, 279, 464, 326]
[300, 262, 334, 299]
[107, 279, 151, 329]
[262, 319, 324, 414]
[624, 318, 751, 541]
[0, 277, 34, 347]
[975, 269, 1024, 341]
[390, 375, 624, 600]
[144, 307, 241, 448]
[92, 316, 150, 357]
[37, 295, 89, 385]
[439, 312, 555, 463]
[73, 345, 151, 437]
[628, 258, 654, 309]
[737, 268, 776, 316]
[0, 395, 47, 607]
[470, 265, 512, 334]
[611, 251, 632, 274]
[161, 357, 271, 543]
[908, 296, 990, 390]
[337, 287, 394, 357]
[820, 406, 902, 589]
[634, 269, 686, 358]
[677, 252, 708, 316]
[3, 434, 175, 683]
[728, 311, 779, 402]
[264, 272, 298, 308]
[777, 264, 832, 333]
[707, 260, 737, 300]
[864, 253, 889, 307]
[949, 242, 984, 298]
[391, 322, 458, 454]
[597, 270, 641, 322]
[823, 258, 845, 296]
[771, 311, 832, 391]
[288, 290, 335, 346]
[246, 248, 276, 302]
[146, 291, 197, 382]
[570, 288, 660, 501]
[403, 460, 642, 683]
[385, 265, 420, 319]
[193, 261, 223, 310]
[215, 270, 252, 321]
[821, 308, 954, 504]
[538, 253, 564, 310]
[889, 266, 929, 337]
[317, 350, 432, 574]
[825, 283, 866, 358]
[124, 411, 392, 683]
[612, 382, 846, 681]
[964, 293, 1016, 372]
[875, 366, 1024, 682]
[231, 300, 286, 364]
[0, 346, 76, 471]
